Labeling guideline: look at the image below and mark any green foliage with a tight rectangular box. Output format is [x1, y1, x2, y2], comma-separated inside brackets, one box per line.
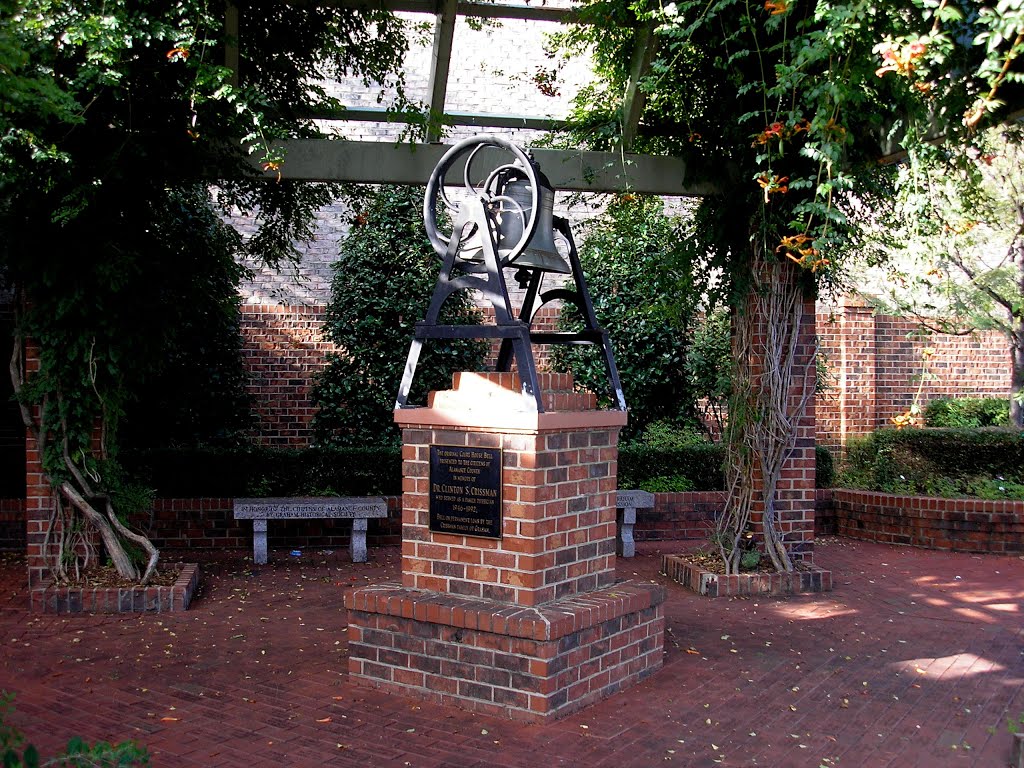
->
[311, 186, 487, 447]
[924, 397, 1010, 428]
[1007, 712, 1024, 735]
[740, 549, 762, 571]
[0, 0, 419, 577]
[855, 126, 1024, 428]
[550, 0, 1024, 572]
[551, 195, 703, 440]
[1, 694, 148, 767]
[123, 446, 403, 498]
[685, 308, 732, 438]
[0, 0, 417, 578]
[815, 445, 835, 489]
[838, 428, 1024, 499]
[618, 443, 725, 492]
[632, 421, 712, 449]
[116, 186, 253, 450]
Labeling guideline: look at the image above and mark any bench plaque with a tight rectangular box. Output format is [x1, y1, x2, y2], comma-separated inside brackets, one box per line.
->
[429, 445, 502, 539]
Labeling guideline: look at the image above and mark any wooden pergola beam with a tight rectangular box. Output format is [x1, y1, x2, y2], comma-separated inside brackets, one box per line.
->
[260, 139, 718, 195]
[425, 0, 458, 143]
[319, 0, 583, 23]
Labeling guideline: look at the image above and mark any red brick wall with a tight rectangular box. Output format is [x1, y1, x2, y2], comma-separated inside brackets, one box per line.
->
[816, 299, 1011, 450]
[633, 492, 724, 541]
[240, 304, 336, 447]
[239, 304, 563, 449]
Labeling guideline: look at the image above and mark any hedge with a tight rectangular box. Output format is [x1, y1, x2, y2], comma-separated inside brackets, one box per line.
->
[840, 427, 1024, 498]
[924, 397, 1010, 428]
[123, 446, 404, 498]
[127, 442, 835, 498]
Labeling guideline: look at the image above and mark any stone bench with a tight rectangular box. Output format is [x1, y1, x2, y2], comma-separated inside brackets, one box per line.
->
[616, 490, 655, 558]
[233, 497, 388, 565]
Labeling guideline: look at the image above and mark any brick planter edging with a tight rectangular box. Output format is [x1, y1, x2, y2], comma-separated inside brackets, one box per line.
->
[661, 555, 832, 597]
[30, 563, 200, 614]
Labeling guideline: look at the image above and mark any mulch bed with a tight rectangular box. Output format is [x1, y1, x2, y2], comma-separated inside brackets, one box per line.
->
[50, 562, 184, 589]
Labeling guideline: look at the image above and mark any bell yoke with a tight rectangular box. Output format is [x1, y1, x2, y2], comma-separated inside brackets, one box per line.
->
[395, 134, 626, 413]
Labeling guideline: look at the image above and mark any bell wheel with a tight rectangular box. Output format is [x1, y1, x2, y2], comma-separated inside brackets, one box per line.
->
[423, 135, 540, 264]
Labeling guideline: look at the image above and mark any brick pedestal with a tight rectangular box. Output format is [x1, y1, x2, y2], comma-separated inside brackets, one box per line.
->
[344, 372, 665, 721]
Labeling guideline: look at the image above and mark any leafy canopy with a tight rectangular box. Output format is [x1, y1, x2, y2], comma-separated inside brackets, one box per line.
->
[0, 0, 418, 578]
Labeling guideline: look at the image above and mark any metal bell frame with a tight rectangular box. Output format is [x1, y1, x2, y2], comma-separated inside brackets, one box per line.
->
[395, 135, 626, 413]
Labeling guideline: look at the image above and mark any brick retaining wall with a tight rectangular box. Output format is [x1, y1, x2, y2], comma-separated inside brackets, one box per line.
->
[0, 497, 23, 550]
[830, 489, 1024, 553]
[142, 497, 403, 552]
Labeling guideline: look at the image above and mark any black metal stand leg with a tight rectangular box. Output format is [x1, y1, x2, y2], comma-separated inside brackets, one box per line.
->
[511, 330, 544, 411]
[395, 337, 424, 409]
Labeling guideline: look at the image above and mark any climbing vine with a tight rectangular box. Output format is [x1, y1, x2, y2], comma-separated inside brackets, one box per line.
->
[0, 0, 416, 582]
[552, 0, 1024, 571]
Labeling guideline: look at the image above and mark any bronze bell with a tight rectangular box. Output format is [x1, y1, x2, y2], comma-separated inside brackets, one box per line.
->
[496, 175, 572, 274]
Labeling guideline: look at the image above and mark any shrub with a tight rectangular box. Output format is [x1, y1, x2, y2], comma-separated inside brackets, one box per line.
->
[686, 308, 732, 438]
[550, 195, 702, 441]
[815, 444, 835, 489]
[123, 446, 403, 498]
[631, 420, 712, 449]
[837, 428, 1024, 498]
[924, 397, 1010, 428]
[618, 443, 726, 492]
[311, 186, 486, 447]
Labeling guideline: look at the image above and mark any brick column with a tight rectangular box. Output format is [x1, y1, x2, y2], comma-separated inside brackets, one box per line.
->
[737, 269, 818, 563]
[25, 423, 52, 587]
[774, 294, 818, 561]
[840, 299, 878, 443]
[345, 372, 665, 721]
[400, 372, 618, 606]
[23, 340, 53, 587]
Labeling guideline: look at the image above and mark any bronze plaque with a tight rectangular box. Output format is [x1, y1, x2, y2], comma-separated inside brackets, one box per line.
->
[429, 445, 502, 539]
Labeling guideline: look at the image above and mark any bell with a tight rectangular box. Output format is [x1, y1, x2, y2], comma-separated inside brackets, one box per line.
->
[496, 176, 572, 274]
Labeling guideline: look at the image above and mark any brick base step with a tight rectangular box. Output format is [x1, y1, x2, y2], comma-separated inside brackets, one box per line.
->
[345, 579, 665, 722]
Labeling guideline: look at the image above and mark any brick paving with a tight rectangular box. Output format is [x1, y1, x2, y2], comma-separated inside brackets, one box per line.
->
[0, 537, 1022, 767]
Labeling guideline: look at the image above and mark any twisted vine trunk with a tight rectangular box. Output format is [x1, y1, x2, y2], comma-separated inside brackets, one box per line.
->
[10, 329, 158, 585]
[718, 249, 817, 574]
[1011, 239, 1023, 429]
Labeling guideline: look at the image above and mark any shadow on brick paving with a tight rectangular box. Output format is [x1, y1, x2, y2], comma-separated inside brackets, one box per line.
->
[0, 539, 1022, 768]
